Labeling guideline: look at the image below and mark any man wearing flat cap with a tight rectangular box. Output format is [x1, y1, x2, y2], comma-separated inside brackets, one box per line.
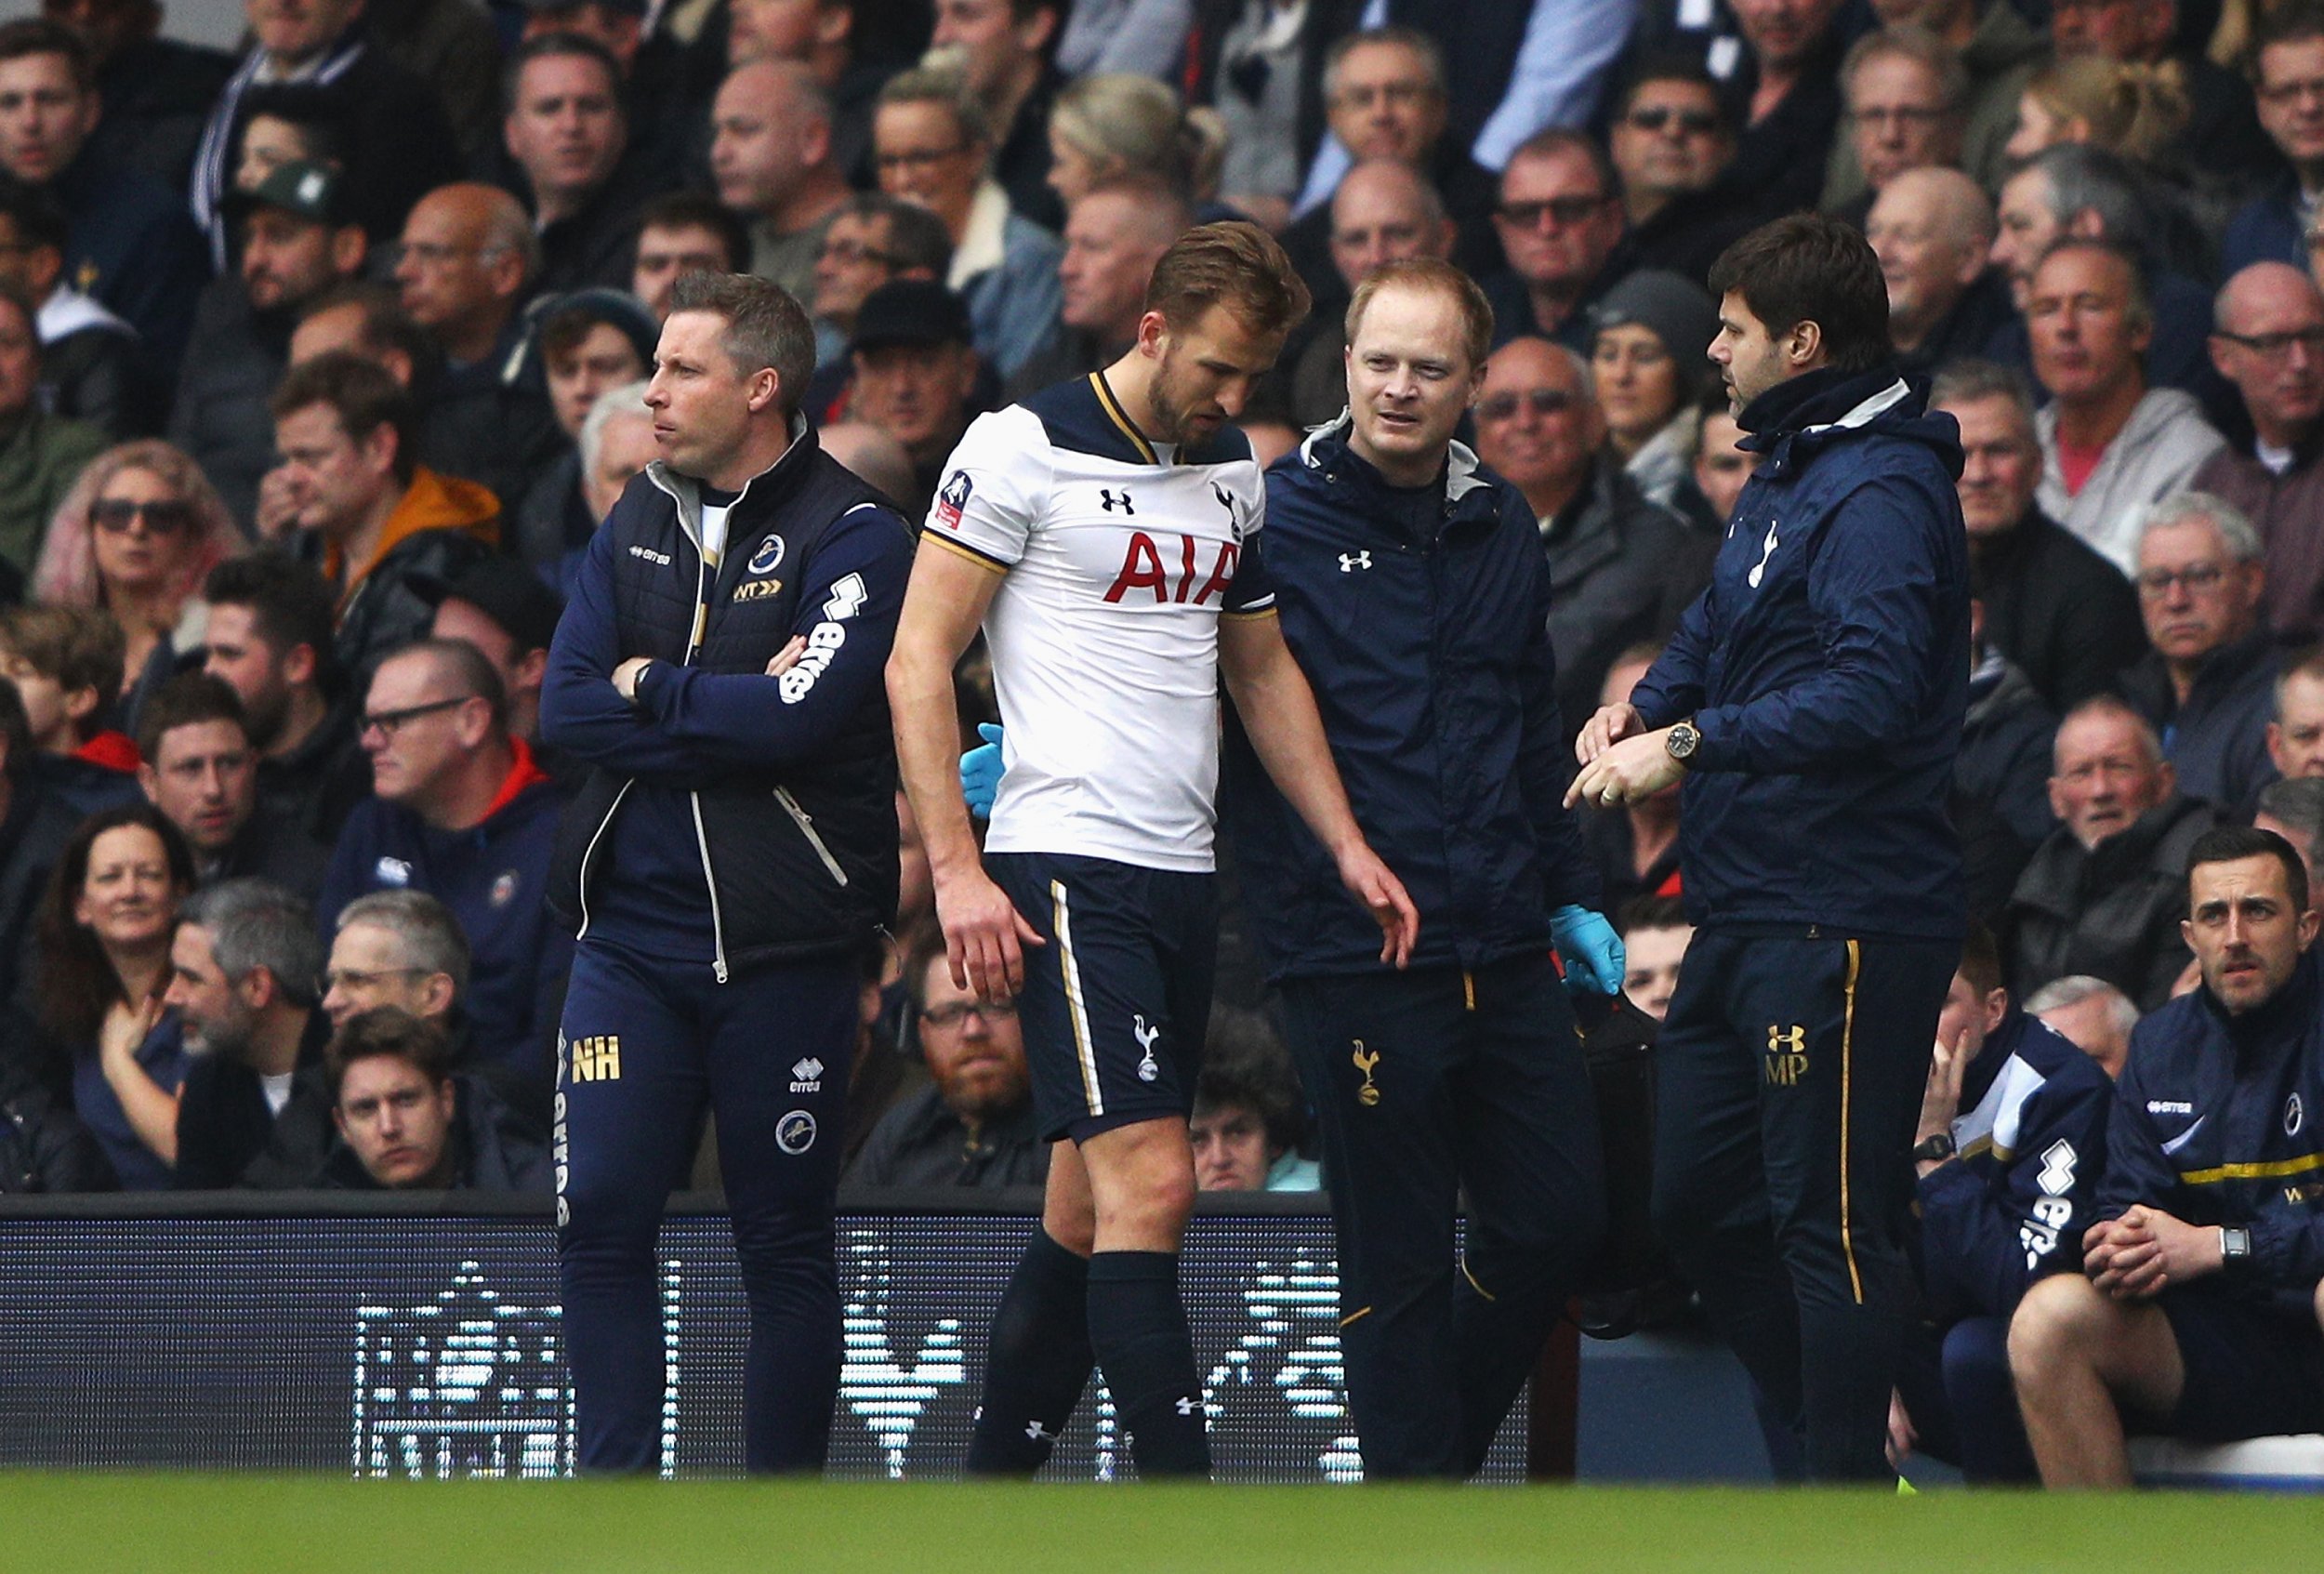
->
[845, 277, 984, 517]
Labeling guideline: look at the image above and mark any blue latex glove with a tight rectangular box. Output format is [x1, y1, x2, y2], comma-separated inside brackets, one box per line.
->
[959, 721, 1005, 819]
[1549, 904, 1625, 997]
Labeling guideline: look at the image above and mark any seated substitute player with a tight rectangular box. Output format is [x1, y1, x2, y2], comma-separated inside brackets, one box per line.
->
[887, 220, 1419, 1481]
[1890, 922, 2112, 1484]
[540, 271, 916, 1475]
[1224, 258, 1619, 1479]
[2010, 826, 2324, 1488]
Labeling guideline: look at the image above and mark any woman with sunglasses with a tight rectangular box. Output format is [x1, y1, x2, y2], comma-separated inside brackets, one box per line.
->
[30, 441, 244, 735]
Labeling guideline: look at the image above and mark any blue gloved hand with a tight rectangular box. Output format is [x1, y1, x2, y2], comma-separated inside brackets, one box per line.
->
[959, 721, 1005, 819]
[1549, 904, 1625, 997]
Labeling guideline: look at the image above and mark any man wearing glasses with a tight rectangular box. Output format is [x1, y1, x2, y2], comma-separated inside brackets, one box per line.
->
[1605, 58, 1760, 284]
[2115, 494, 2281, 815]
[1481, 129, 1627, 351]
[317, 635, 570, 1104]
[1282, 29, 1503, 309]
[389, 183, 564, 513]
[1829, 28, 1967, 228]
[848, 925, 1045, 1189]
[807, 193, 951, 374]
[2225, 7, 2324, 275]
[2195, 262, 2324, 645]
[1472, 333, 1710, 746]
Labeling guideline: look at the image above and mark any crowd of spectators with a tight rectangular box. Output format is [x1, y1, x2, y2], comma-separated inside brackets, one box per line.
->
[0, 0, 2321, 1485]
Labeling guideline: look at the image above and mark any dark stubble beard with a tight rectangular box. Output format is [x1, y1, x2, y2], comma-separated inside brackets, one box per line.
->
[1142, 348, 1213, 446]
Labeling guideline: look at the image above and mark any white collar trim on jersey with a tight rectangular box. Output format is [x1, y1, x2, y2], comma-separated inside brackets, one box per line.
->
[1800, 377, 1911, 437]
[1299, 409, 1494, 502]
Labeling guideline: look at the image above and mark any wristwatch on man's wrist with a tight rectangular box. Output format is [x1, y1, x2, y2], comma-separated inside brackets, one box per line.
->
[1665, 719, 1702, 768]
[1911, 1132, 1956, 1164]
[2221, 1224, 2253, 1268]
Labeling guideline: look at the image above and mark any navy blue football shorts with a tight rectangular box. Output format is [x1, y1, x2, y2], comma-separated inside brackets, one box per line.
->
[2158, 1285, 2324, 1441]
[985, 851, 1217, 1144]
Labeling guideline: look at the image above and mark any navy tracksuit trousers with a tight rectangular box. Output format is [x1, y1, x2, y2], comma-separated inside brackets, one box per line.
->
[1280, 953, 1606, 1479]
[1650, 929, 1955, 1481]
[554, 937, 856, 1474]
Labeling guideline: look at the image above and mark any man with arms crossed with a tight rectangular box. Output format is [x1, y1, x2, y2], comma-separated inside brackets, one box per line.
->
[888, 222, 1417, 1480]
[541, 272, 915, 1473]
[1572, 213, 1972, 1481]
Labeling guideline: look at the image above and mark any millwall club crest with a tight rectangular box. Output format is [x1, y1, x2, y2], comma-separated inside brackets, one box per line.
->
[935, 470, 972, 530]
[747, 535, 786, 576]
[490, 871, 520, 907]
[776, 1110, 818, 1155]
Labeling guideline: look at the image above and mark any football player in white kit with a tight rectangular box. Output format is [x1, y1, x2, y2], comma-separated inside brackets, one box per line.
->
[888, 222, 1418, 1479]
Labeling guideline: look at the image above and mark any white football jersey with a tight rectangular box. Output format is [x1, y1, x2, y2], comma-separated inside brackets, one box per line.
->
[922, 373, 1273, 871]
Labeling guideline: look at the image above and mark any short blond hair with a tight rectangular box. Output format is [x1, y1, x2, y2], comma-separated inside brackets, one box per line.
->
[1346, 258, 1493, 372]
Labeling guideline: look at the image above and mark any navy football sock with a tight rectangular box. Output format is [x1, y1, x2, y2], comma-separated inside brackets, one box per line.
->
[966, 1227, 1095, 1476]
[1087, 1250, 1210, 1480]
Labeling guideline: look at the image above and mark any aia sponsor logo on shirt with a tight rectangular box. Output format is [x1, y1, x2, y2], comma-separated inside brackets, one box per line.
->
[1103, 530, 1239, 605]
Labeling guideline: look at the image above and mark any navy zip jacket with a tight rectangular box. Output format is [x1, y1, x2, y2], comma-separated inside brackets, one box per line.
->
[2103, 948, 2324, 1318]
[541, 418, 914, 978]
[1916, 1009, 2113, 1323]
[1630, 364, 1971, 939]
[318, 758, 572, 1089]
[1221, 419, 1597, 979]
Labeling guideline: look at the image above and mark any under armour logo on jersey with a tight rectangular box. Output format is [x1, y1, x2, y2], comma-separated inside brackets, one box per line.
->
[1101, 488, 1134, 514]
[1133, 1013, 1161, 1082]
[1747, 519, 1780, 588]
[1340, 551, 1372, 573]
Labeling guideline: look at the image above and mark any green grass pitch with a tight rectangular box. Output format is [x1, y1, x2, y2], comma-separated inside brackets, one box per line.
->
[7, 1475, 2314, 1573]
